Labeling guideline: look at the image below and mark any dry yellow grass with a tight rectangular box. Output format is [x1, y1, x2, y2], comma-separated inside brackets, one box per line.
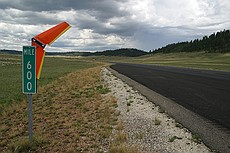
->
[0, 66, 118, 152]
[109, 120, 140, 153]
[109, 143, 139, 153]
[109, 131, 140, 153]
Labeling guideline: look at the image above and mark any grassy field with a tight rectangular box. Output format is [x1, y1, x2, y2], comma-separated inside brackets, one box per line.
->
[0, 51, 229, 152]
[0, 66, 120, 152]
[0, 54, 136, 152]
[0, 54, 96, 106]
[0, 54, 22, 105]
[1, 52, 229, 107]
[89, 52, 230, 72]
[134, 52, 230, 72]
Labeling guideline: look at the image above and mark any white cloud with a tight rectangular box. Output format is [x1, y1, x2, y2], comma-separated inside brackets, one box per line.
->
[0, 0, 230, 52]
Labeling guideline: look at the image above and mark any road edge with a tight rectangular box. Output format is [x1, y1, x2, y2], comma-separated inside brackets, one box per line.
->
[108, 66, 230, 153]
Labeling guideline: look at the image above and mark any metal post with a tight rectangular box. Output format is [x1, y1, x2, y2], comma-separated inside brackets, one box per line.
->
[28, 94, 33, 142]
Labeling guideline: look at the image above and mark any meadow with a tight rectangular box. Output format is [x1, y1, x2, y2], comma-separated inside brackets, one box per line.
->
[0, 54, 95, 106]
[134, 52, 230, 72]
[1, 52, 229, 112]
[0, 52, 229, 152]
[0, 54, 134, 152]
[85, 52, 230, 72]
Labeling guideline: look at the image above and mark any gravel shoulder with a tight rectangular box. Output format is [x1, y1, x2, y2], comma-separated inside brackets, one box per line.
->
[102, 68, 211, 153]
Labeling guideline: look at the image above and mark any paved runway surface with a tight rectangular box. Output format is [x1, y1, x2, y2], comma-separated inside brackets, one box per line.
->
[110, 63, 230, 130]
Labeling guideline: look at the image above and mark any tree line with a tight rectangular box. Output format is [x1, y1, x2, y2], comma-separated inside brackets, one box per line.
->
[92, 48, 147, 57]
[151, 29, 230, 53]
[0, 48, 147, 57]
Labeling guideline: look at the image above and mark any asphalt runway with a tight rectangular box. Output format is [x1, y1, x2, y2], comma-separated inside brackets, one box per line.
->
[110, 63, 230, 130]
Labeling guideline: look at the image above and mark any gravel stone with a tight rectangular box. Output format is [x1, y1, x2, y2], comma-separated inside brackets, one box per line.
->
[102, 68, 211, 153]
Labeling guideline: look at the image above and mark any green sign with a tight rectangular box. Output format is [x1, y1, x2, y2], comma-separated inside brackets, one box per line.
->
[22, 46, 36, 94]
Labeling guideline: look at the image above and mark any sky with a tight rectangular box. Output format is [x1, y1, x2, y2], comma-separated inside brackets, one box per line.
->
[0, 0, 230, 52]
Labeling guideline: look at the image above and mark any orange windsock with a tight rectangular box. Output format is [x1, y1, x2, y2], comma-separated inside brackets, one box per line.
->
[32, 21, 71, 79]
[34, 22, 71, 45]
[31, 42, 45, 79]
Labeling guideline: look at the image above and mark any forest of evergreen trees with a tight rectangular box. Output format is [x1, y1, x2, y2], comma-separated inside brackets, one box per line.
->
[152, 29, 230, 53]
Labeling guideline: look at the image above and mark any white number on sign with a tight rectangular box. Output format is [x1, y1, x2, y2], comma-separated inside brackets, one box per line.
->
[27, 82, 32, 91]
[26, 61, 33, 91]
[27, 71, 32, 80]
[27, 61, 32, 69]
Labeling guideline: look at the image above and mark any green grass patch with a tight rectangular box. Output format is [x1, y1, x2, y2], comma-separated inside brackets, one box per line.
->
[0, 54, 96, 106]
[96, 85, 111, 94]
[87, 52, 230, 72]
[39, 57, 96, 86]
[133, 52, 230, 72]
[10, 136, 47, 153]
[0, 66, 119, 152]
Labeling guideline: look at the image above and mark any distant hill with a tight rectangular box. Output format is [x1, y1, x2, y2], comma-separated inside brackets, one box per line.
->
[46, 48, 147, 57]
[0, 49, 21, 55]
[1, 48, 147, 57]
[152, 29, 230, 53]
[92, 48, 147, 57]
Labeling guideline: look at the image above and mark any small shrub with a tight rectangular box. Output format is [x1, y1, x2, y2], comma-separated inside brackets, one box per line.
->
[110, 144, 139, 153]
[114, 110, 120, 116]
[169, 136, 182, 142]
[96, 85, 111, 94]
[158, 107, 165, 113]
[114, 103, 118, 108]
[100, 128, 112, 139]
[115, 131, 128, 144]
[154, 117, 161, 125]
[191, 134, 202, 144]
[116, 122, 124, 131]
[175, 122, 184, 129]
[135, 133, 144, 139]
